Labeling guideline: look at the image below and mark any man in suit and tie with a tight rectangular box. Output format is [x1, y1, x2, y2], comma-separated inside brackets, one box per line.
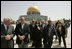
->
[1, 18, 14, 48]
[15, 17, 30, 48]
[40, 20, 46, 32]
[40, 20, 46, 48]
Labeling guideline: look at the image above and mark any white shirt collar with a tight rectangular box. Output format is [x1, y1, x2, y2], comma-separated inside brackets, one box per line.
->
[4, 24, 10, 30]
[21, 24, 25, 26]
[4, 24, 7, 30]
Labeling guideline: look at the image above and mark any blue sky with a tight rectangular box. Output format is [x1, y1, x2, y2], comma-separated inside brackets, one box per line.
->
[1, 1, 71, 21]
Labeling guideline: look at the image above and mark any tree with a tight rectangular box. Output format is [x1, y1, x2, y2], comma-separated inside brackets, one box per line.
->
[63, 18, 71, 23]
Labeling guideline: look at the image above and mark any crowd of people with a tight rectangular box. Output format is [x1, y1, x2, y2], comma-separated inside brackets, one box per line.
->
[1, 17, 70, 48]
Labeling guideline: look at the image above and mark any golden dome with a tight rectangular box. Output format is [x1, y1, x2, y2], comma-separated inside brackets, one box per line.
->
[27, 5, 40, 12]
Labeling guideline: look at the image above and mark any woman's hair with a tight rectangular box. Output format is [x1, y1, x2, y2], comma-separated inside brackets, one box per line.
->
[35, 21, 40, 26]
[35, 21, 40, 24]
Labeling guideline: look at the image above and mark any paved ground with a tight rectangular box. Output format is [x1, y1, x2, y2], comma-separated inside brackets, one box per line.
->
[12, 24, 71, 48]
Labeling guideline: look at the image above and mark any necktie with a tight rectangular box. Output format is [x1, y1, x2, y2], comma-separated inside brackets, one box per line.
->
[42, 24, 44, 30]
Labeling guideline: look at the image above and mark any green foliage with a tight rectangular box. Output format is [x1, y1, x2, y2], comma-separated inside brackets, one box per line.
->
[63, 18, 71, 23]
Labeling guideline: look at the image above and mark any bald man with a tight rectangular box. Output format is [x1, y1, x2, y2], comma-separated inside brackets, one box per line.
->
[1, 18, 14, 48]
[15, 17, 30, 48]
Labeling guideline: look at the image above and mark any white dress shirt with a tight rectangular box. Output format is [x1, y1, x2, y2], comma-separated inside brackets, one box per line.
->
[21, 24, 25, 29]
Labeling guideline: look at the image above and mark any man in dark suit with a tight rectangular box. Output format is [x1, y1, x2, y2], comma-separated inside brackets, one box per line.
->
[40, 20, 46, 32]
[43, 20, 56, 48]
[29, 19, 35, 47]
[40, 20, 46, 47]
[1, 18, 14, 48]
[15, 17, 30, 48]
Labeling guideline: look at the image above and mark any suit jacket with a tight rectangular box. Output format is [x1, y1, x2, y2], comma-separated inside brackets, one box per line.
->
[32, 25, 42, 41]
[1, 24, 14, 48]
[29, 24, 35, 40]
[40, 24, 46, 31]
[40, 24, 46, 37]
[15, 23, 30, 44]
[43, 24, 55, 40]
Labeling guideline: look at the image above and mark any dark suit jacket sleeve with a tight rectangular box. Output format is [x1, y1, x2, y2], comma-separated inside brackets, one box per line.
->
[15, 24, 20, 35]
[10, 26, 14, 38]
[24, 24, 30, 36]
[1, 24, 5, 39]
